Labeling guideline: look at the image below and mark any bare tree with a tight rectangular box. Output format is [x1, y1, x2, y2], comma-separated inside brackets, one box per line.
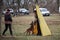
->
[17, 0, 21, 13]
[6, 0, 10, 7]
[0, 0, 3, 36]
[57, 0, 59, 13]
[24, 0, 29, 9]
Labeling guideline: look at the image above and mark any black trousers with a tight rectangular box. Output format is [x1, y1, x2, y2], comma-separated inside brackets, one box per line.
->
[2, 24, 13, 35]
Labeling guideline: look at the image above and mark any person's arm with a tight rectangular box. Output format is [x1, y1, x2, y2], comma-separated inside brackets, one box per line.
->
[9, 14, 12, 22]
[4, 14, 7, 21]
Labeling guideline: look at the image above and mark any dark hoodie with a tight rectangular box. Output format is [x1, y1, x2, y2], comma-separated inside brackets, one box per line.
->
[4, 12, 12, 23]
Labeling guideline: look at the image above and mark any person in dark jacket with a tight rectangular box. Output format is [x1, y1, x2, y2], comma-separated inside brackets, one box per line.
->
[2, 9, 13, 36]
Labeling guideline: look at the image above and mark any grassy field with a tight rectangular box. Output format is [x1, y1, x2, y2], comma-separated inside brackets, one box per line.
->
[1, 14, 60, 40]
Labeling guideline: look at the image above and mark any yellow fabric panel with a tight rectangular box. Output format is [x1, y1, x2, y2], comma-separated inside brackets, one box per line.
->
[36, 4, 51, 36]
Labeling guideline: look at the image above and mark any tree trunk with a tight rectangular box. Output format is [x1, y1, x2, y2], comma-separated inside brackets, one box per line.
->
[57, 0, 59, 13]
[0, 0, 3, 36]
[6, 0, 10, 7]
[17, 0, 21, 13]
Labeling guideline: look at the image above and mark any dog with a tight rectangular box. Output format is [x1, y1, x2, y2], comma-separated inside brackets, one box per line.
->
[24, 21, 37, 35]
[24, 22, 34, 35]
[25, 28, 33, 35]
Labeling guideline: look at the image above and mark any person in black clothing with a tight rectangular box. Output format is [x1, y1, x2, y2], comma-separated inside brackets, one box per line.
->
[2, 9, 13, 36]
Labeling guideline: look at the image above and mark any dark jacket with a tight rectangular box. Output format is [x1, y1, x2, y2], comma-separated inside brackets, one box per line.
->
[4, 13, 12, 24]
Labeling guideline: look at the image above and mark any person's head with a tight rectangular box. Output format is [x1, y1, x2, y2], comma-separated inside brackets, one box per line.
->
[6, 9, 10, 14]
[7, 9, 10, 12]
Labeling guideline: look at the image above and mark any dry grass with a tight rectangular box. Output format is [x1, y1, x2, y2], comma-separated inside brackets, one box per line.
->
[1, 14, 60, 40]
[1, 15, 35, 36]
